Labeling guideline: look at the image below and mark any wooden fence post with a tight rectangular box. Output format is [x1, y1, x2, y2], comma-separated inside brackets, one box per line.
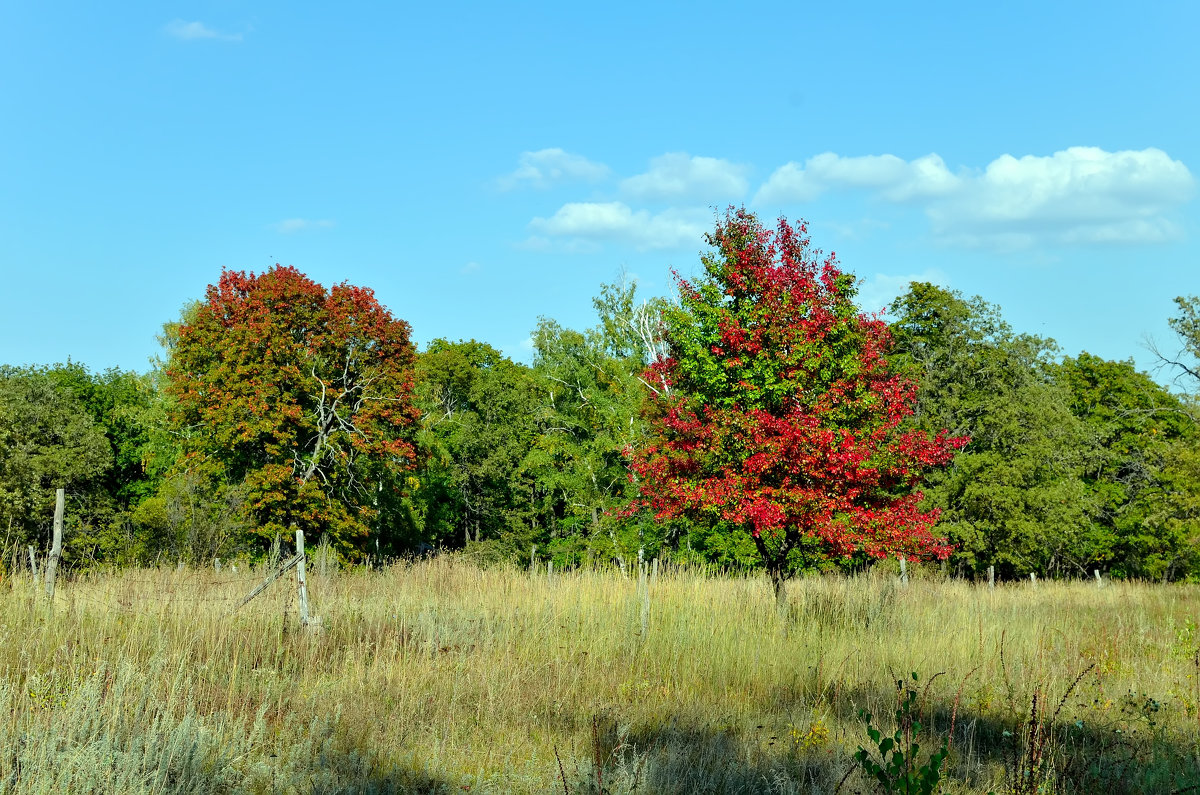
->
[1094, 570, 1102, 587]
[1029, 572, 1037, 587]
[44, 489, 65, 601]
[898, 556, 908, 585]
[988, 566, 995, 589]
[227, 552, 304, 617]
[294, 527, 310, 627]
[530, 545, 536, 574]
[638, 561, 650, 638]
[28, 546, 39, 582]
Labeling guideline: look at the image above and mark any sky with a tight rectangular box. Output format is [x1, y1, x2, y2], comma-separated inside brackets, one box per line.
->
[1, 1, 1197, 383]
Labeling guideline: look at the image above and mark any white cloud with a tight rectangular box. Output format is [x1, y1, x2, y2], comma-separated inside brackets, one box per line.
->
[755, 152, 959, 205]
[927, 147, 1193, 247]
[755, 146, 1194, 249]
[273, 218, 335, 233]
[164, 20, 243, 42]
[498, 148, 610, 190]
[529, 202, 707, 251]
[855, 270, 949, 315]
[621, 153, 750, 201]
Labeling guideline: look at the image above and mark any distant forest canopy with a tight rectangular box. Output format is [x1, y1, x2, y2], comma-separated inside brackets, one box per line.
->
[2, 212, 1198, 582]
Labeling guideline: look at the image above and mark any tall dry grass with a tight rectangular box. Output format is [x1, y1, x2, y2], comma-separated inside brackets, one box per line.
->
[1, 558, 1197, 793]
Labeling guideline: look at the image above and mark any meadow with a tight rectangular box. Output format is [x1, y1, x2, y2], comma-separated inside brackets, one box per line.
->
[1, 557, 1197, 794]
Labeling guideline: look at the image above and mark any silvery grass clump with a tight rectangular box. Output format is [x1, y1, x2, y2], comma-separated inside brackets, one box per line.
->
[0, 657, 443, 794]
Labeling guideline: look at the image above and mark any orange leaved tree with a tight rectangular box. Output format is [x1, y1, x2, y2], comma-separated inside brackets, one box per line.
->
[164, 265, 420, 555]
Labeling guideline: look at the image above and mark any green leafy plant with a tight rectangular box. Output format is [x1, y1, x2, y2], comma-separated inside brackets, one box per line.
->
[848, 673, 949, 794]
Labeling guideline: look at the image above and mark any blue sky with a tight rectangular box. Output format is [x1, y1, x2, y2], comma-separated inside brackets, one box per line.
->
[2, 1, 1197, 382]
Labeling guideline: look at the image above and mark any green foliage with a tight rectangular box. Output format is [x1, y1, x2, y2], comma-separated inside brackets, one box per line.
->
[891, 284, 1099, 578]
[414, 339, 541, 552]
[891, 282, 1200, 581]
[1137, 417, 1200, 582]
[1057, 354, 1199, 580]
[852, 674, 949, 795]
[131, 467, 252, 564]
[526, 277, 668, 566]
[0, 366, 113, 559]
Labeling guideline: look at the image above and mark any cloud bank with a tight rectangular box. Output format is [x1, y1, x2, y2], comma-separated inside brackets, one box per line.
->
[512, 145, 1193, 254]
[499, 149, 610, 190]
[756, 147, 1193, 249]
[529, 202, 707, 251]
[621, 153, 750, 202]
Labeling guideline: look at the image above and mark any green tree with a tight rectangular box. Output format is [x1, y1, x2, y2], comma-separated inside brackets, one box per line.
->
[890, 284, 1099, 578]
[525, 278, 669, 567]
[413, 339, 541, 556]
[1152, 295, 1200, 389]
[1141, 414, 1200, 581]
[1057, 353, 1197, 579]
[0, 367, 112, 559]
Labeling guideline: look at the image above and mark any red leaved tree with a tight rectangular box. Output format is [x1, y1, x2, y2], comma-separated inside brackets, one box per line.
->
[630, 209, 966, 609]
[165, 265, 420, 555]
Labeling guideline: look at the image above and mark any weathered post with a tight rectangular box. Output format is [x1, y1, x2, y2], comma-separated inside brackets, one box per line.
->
[898, 556, 908, 585]
[638, 561, 650, 638]
[44, 489, 65, 600]
[547, 560, 553, 587]
[1029, 572, 1037, 587]
[1094, 569, 1102, 587]
[214, 558, 221, 573]
[28, 546, 39, 582]
[294, 526, 310, 627]
[988, 565, 995, 589]
[530, 545, 536, 574]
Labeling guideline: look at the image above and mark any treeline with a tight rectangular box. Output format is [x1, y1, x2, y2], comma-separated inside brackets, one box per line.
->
[2, 266, 1198, 582]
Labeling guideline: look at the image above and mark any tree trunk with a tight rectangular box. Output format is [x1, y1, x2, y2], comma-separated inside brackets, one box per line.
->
[770, 568, 788, 623]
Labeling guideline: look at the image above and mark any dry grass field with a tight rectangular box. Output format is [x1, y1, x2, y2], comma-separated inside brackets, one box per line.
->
[1, 557, 1198, 793]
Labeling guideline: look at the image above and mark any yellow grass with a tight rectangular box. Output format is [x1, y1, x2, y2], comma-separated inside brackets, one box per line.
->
[1, 558, 1198, 793]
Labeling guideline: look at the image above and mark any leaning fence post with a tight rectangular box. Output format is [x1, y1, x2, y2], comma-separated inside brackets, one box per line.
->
[44, 489, 65, 601]
[294, 526, 310, 627]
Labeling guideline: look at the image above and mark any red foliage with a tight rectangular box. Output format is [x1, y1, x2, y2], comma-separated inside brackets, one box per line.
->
[629, 210, 966, 572]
